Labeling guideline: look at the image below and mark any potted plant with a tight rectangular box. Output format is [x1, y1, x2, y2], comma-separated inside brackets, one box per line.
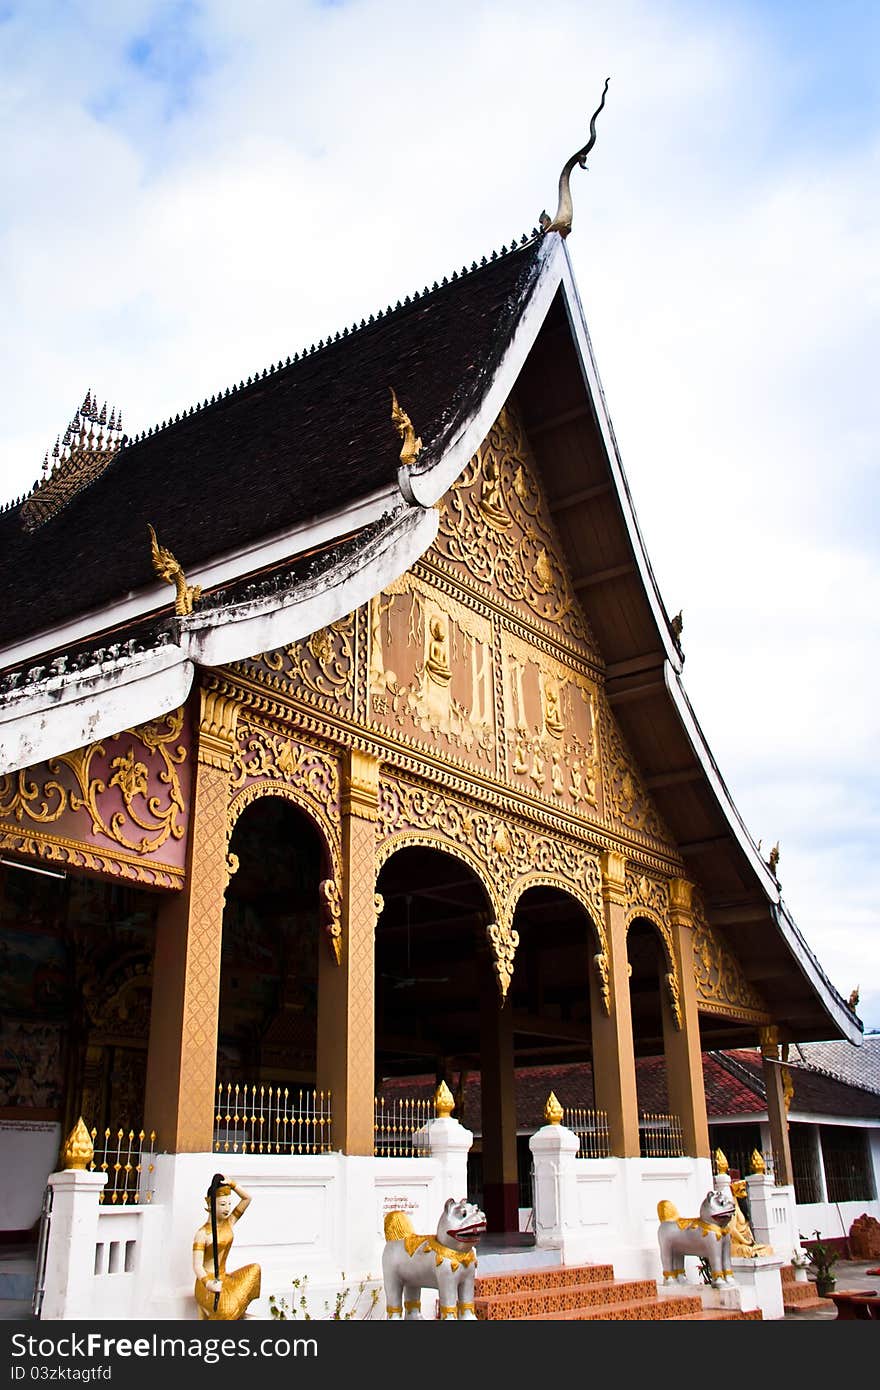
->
[803, 1230, 840, 1297]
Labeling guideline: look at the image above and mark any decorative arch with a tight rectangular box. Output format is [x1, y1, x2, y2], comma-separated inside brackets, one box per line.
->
[509, 872, 611, 1014]
[625, 902, 682, 1031]
[226, 779, 343, 963]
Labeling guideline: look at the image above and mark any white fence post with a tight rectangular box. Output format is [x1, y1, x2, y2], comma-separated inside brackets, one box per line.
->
[40, 1169, 107, 1320]
[529, 1104, 591, 1264]
[746, 1172, 797, 1262]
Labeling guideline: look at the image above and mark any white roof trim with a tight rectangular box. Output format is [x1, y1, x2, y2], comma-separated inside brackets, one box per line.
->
[0, 646, 193, 777]
[0, 482, 401, 676]
[184, 504, 438, 668]
[556, 245, 683, 674]
[0, 505, 438, 777]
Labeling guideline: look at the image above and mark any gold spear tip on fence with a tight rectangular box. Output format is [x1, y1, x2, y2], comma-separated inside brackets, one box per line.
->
[61, 1116, 94, 1170]
[544, 1092, 564, 1126]
[714, 1147, 729, 1174]
[434, 1080, 455, 1118]
[749, 1148, 766, 1174]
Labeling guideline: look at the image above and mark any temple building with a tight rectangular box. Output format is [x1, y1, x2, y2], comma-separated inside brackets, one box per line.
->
[0, 213, 863, 1319]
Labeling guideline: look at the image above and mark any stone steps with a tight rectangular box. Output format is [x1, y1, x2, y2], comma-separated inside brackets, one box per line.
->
[779, 1263, 833, 1314]
[471, 1262, 761, 1321]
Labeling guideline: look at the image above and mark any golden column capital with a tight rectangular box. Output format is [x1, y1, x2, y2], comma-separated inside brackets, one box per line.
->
[341, 747, 380, 820]
[759, 1024, 780, 1058]
[600, 850, 627, 904]
[668, 877, 693, 923]
[198, 687, 241, 771]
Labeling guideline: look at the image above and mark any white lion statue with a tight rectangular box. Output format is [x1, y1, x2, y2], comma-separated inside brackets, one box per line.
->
[657, 1190, 737, 1288]
[382, 1197, 486, 1320]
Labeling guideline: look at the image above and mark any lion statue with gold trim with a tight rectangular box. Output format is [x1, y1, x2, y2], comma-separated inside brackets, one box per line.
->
[382, 1197, 486, 1319]
[657, 1190, 737, 1288]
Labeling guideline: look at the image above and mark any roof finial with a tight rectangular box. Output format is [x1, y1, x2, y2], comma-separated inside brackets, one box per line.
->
[539, 78, 610, 239]
[389, 387, 422, 467]
[148, 523, 202, 616]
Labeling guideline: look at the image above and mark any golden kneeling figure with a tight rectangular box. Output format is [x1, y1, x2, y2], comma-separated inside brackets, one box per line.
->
[192, 1174, 261, 1320]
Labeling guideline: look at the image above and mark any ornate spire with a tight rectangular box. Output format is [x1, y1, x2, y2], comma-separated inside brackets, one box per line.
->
[21, 391, 126, 532]
[539, 78, 610, 239]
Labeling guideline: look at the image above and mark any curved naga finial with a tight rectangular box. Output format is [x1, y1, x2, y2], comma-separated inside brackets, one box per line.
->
[540, 78, 610, 239]
[148, 523, 202, 616]
[389, 387, 422, 467]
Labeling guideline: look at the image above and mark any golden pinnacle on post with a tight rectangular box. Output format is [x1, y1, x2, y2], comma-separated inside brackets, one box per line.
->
[544, 1091, 564, 1126]
[61, 1117, 94, 1170]
[434, 1080, 455, 1118]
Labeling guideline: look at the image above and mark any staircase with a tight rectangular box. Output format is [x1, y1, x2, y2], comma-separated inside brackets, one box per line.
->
[780, 1263, 834, 1316]
[473, 1261, 762, 1321]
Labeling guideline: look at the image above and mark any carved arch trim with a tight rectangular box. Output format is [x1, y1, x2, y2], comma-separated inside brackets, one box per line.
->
[624, 906, 683, 1031]
[510, 873, 611, 1015]
[376, 830, 500, 920]
[226, 779, 343, 963]
[375, 829, 508, 1000]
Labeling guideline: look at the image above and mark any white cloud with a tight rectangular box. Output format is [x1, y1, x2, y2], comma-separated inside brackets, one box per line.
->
[1, 0, 878, 1028]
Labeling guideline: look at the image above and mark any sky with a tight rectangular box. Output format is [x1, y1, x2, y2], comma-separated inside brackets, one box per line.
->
[1, 0, 878, 1031]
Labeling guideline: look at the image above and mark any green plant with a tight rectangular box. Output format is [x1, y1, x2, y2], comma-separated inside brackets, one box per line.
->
[802, 1230, 840, 1287]
[269, 1272, 380, 1321]
[697, 1258, 714, 1285]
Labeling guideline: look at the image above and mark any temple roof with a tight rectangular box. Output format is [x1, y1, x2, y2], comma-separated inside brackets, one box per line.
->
[0, 226, 862, 1045]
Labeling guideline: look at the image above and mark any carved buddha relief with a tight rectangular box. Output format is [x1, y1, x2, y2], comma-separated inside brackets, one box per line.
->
[367, 576, 494, 765]
[501, 631, 601, 809]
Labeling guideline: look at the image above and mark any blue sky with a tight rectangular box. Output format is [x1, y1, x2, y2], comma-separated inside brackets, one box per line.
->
[1, 0, 878, 1030]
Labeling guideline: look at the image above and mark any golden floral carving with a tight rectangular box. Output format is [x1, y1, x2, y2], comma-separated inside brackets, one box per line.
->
[487, 920, 520, 1000]
[254, 616, 355, 707]
[319, 877, 342, 964]
[431, 401, 599, 649]
[691, 889, 768, 1018]
[665, 970, 683, 1030]
[593, 952, 611, 1015]
[600, 694, 672, 846]
[376, 775, 607, 1000]
[0, 709, 187, 856]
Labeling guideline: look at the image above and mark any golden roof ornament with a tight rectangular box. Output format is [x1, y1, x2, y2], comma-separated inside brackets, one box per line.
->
[749, 1148, 766, 1175]
[544, 1091, 564, 1125]
[61, 1117, 94, 1170]
[148, 524, 202, 616]
[434, 1081, 456, 1118]
[389, 387, 422, 467]
[539, 78, 610, 239]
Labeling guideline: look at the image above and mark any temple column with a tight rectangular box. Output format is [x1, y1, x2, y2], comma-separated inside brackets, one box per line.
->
[660, 879, 710, 1158]
[479, 961, 519, 1230]
[143, 689, 239, 1151]
[761, 1027, 794, 1185]
[316, 748, 379, 1156]
[590, 851, 640, 1157]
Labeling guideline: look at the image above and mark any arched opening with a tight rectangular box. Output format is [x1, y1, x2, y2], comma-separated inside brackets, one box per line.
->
[627, 916, 681, 1156]
[218, 798, 324, 1106]
[507, 885, 600, 1215]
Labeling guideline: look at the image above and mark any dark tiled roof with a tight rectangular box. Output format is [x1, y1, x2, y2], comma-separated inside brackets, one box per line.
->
[0, 237, 545, 651]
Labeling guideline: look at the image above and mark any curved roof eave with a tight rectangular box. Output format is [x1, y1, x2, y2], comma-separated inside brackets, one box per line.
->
[0, 504, 438, 776]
